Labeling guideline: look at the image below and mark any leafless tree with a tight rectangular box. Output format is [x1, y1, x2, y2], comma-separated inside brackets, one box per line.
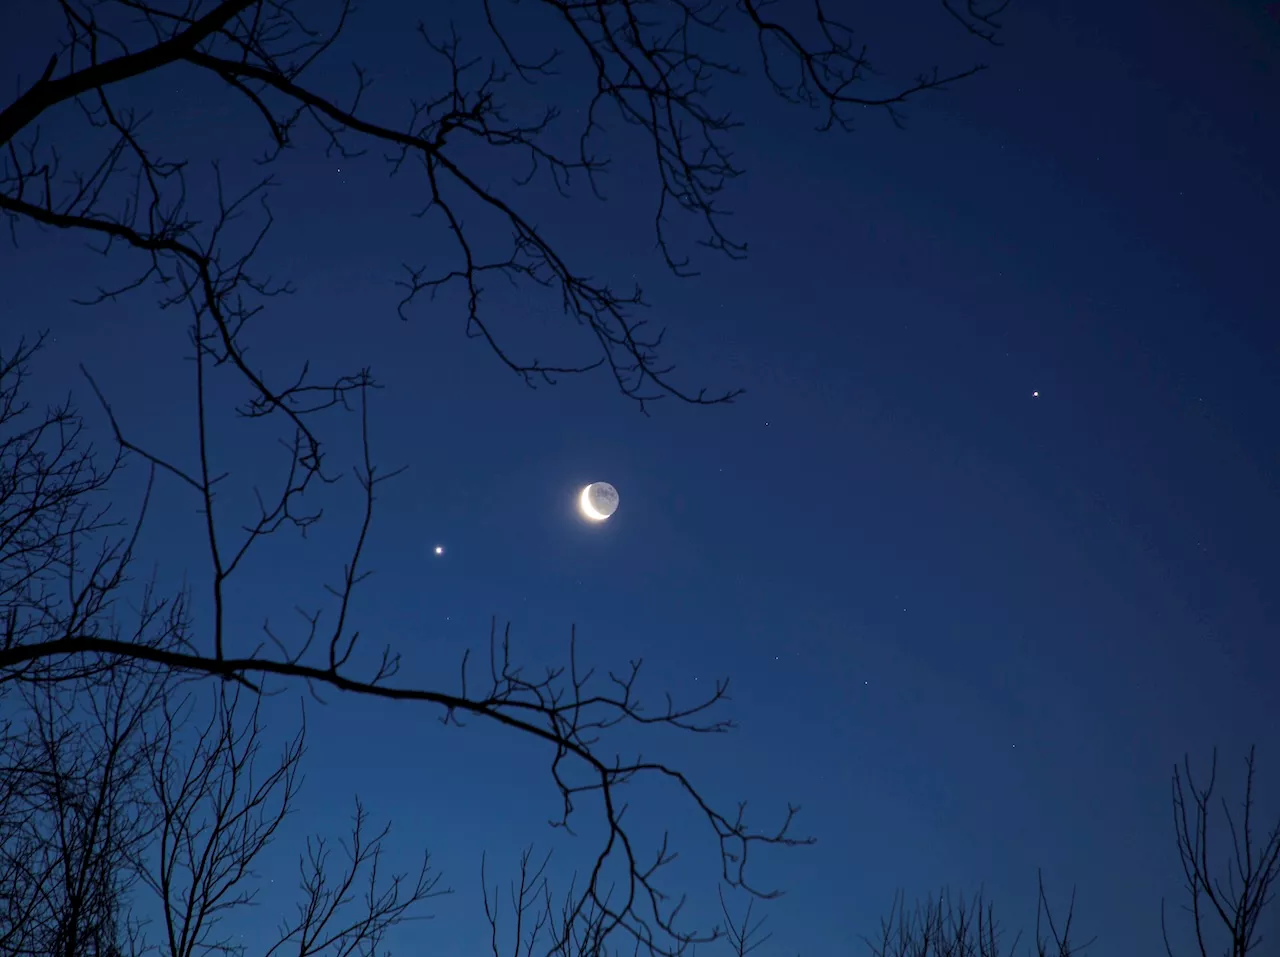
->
[0, 335, 183, 953]
[133, 682, 445, 957]
[0, 1, 1007, 952]
[481, 845, 608, 957]
[0, 338, 802, 957]
[0, 658, 443, 957]
[868, 875, 1089, 957]
[716, 885, 773, 957]
[0, 335, 190, 692]
[0, 661, 161, 957]
[1163, 747, 1280, 957]
[268, 798, 444, 957]
[480, 849, 781, 957]
[0, 0, 1006, 407]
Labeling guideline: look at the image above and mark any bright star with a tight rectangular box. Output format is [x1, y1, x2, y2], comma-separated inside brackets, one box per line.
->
[1032, 391, 1039, 397]
[434, 545, 444, 556]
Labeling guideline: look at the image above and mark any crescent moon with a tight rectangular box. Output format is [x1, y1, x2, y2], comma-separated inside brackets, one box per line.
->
[579, 485, 608, 521]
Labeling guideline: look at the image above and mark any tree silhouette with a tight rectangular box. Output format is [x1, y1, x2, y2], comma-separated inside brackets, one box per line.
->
[1163, 747, 1280, 957]
[1, 2, 1005, 952]
[2, 272, 800, 955]
[0, 660, 443, 957]
[867, 876, 1089, 957]
[863, 749, 1280, 957]
[0, 662, 159, 957]
[0, 0, 1005, 408]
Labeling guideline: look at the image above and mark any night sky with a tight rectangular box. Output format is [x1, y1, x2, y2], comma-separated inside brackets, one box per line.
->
[2, 1, 1278, 955]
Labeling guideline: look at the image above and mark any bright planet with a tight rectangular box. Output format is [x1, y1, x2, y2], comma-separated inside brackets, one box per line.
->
[579, 482, 619, 522]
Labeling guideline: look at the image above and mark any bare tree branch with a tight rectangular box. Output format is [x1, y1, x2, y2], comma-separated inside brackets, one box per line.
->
[1163, 747, 1280, 957]
[0, 660, 163, 957]
[867, 877, 1092, 957]
[0, 338, 808, 957]
[2, 0, 1001, 410]
[0, 2, 1000, 951]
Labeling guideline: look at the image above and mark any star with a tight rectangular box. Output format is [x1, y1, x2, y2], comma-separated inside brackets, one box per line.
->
[434, 545, 444, 556]
[1032, 391, 1039, 398]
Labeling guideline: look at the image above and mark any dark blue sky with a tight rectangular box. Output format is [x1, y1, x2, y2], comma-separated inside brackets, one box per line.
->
[2, 0, 1278, 954]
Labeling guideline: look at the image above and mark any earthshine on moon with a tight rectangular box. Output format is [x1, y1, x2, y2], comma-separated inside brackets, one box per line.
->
[579, 482, 619, 522]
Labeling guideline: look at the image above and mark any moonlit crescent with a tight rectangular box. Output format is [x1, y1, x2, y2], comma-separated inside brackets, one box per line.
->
[578, 482, 619, 522]
[579, 485, 607, 521]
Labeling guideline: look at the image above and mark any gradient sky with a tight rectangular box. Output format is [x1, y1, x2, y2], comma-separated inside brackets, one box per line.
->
[2, 1, 1278, 955]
